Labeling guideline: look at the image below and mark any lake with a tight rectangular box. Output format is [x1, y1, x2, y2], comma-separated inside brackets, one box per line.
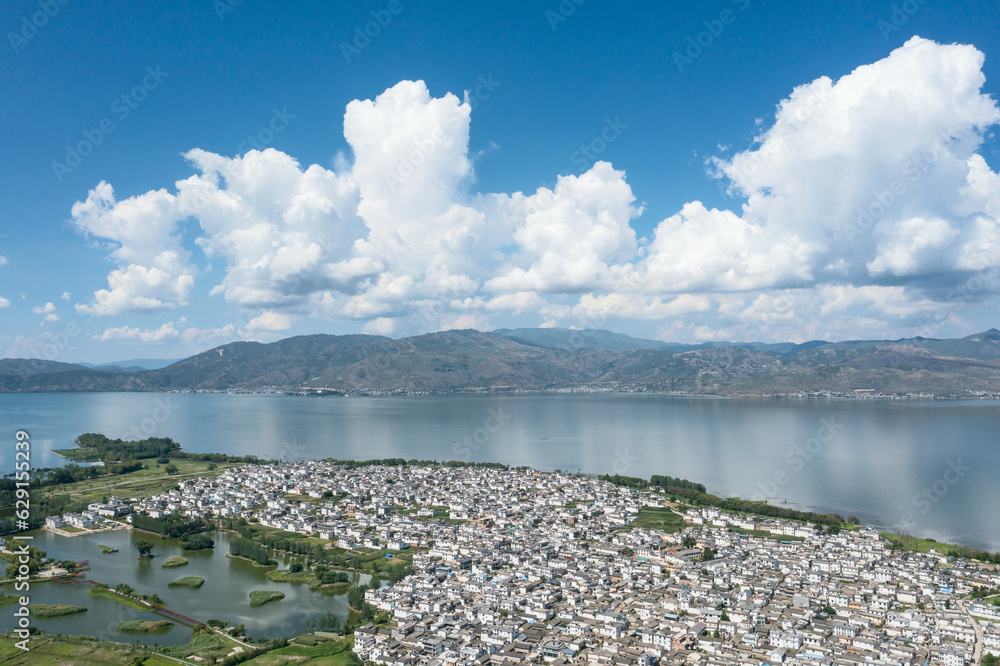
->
[0, 528, 369, 644]
[2, 391, 998, 552]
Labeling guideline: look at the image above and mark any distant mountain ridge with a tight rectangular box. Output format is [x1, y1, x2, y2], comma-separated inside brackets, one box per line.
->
[2, 328, 999, 396]
[493, 327, 830, 355]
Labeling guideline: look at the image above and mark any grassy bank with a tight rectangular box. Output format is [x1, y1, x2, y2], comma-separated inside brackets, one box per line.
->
[118, 620, 174, 633]
[86, 587, 151, 611]
[249, 590, 285, 607]
[168, 576, 205, 588]
[29, 604, 87, 618]
[161, 556, 188, 568]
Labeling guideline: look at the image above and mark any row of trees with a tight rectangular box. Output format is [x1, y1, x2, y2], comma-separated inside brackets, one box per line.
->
[668, 486, 847, 526]
[329, 458, 508, 470]
[229, 535, 277, 566]
[596, 473, 706, 493]
[73, 433, 181, 461]
[180, 533, 215, 550]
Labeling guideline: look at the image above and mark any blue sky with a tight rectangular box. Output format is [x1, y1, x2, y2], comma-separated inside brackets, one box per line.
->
[2, 0, 1000, 363]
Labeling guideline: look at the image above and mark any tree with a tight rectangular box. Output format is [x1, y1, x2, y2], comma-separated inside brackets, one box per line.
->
[135, 540, 154, 558]
[822, 605, 836, 615]
[290, 562, 304, 573]
[683, 536, 697, 549]
[701, 547, 716, 562]
[164, 464, 179, 475]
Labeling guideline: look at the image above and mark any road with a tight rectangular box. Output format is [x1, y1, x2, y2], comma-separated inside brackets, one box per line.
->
[960, 599, 984, 664]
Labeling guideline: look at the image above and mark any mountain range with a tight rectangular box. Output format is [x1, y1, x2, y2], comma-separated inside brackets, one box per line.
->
[2, 327, 999, 395]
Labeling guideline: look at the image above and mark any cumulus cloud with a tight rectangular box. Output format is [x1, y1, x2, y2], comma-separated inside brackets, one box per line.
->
[703, 36, 1000, 289]
[97, 322, 180, 342]
[0, 296, 9, 309]
[246, 311, 292, 331]
[71, 182, 196, 316]
[32, 302, 59, 322]
[67, 38, 1000, 343]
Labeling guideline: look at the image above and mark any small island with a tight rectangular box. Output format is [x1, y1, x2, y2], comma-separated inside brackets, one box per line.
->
[118, 620, 174, 633]
[29, 604, 88, 618]
[249, 590, 284, 607]
[98, 544, 118, 553]
[168, 576, 205, 589]
[161, 556, 189, 568]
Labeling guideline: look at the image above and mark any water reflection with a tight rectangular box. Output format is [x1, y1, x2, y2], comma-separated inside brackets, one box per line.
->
[0, 528, 366, 643]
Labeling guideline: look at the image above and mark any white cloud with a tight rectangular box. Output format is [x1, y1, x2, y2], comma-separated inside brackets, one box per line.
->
[246, 311, 292, 332]
[60, 292, 71, 300]
[65, 39, 1000, 341]
[705, 36, 1000, 287]
[486, 162, 640, 293]
[97, 322, 180, 342]
[0, 255, 7, 267]
[32, 302, 56, 314]
[0, 296, 9, 309]
[71, 182, 197, 315]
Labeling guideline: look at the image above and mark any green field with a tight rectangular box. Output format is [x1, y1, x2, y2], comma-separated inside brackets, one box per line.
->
[118, 620, 174, 633]
[33, 458, 243, 511]
[627, 507, 686, 533]
[884, 533, 961, 554]
[164, 629, 247, 661]
[28, 603, 88, 618]
[161, 556, 189, 568]
[0, 635, 173, 665]
[168, 576, 205, 588]
[250, 590, 285, 607]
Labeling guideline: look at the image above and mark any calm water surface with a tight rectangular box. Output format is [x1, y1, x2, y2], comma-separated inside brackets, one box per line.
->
[0, 529, 368, 643]
[2, 392, 998, 551]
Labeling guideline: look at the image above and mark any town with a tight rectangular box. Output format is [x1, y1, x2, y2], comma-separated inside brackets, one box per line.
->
[42, 461, 1000, 665]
